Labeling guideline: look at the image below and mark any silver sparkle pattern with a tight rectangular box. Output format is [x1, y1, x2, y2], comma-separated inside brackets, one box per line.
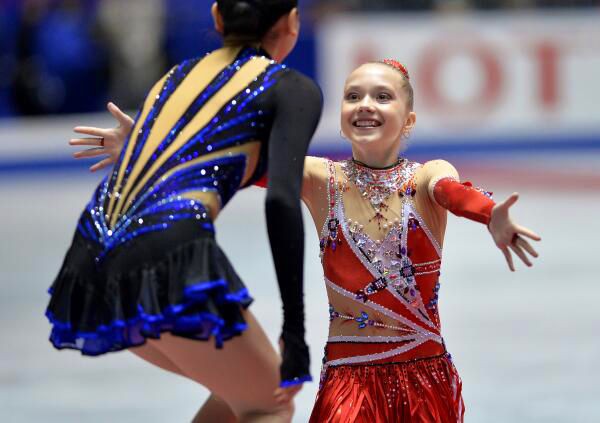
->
[319, 159, 449, 368]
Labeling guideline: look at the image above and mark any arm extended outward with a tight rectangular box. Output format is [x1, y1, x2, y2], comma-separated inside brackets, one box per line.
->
[423, 160, 541, 271]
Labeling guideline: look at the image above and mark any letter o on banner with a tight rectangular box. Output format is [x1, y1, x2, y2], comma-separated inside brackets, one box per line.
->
[418, 41, 503, 120]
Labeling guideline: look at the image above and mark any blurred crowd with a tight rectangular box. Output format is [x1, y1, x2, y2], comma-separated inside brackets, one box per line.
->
[0, 0, 220, 117]
[1, 0, 598, 118]
[313, 0, 599, 12]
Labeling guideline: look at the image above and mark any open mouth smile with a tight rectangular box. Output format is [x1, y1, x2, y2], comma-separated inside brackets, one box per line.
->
[352, 120, 382, 128]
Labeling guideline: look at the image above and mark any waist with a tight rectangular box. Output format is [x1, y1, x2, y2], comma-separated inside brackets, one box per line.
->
[76, 208, 215, 266]
[107, 143, 259, 218]
[325, 337, 446, 367]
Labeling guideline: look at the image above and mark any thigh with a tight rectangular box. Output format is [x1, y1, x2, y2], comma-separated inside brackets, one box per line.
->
[131, 343, 238, 422]
[130, 340, 186, 377]
[150, 309, 286, 417]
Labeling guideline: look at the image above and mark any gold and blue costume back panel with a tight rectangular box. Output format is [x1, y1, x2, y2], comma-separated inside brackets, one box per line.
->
[75, 46, 288, 260]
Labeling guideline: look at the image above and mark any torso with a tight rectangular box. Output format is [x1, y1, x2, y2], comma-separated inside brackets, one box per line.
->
[76, 46, 289, 259]
[304, 157, 449, 369]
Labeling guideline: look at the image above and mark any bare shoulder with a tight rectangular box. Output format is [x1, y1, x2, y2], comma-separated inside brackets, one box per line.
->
[418, 159, 459, 180]
[422, 159, 457, 172]
[412, 159, 459, 199]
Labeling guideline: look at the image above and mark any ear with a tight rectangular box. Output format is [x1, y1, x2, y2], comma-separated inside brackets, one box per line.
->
[404, 111, 417, 134]
[286, 7, 300, 36]
[211, 2, 224, 34]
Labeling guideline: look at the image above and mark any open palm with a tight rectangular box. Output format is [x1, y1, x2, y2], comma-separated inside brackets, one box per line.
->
[488, 193, 542, 271]
[70, 102, 133, 172]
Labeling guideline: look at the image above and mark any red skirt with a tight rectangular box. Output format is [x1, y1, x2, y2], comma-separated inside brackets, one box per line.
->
[309, 354, 464, 423]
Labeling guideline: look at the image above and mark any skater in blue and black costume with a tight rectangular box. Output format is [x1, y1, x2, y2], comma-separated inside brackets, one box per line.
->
[46, 1, 321, 421]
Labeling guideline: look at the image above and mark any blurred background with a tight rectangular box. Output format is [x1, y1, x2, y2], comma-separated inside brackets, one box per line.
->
[1, 1, 599, 422]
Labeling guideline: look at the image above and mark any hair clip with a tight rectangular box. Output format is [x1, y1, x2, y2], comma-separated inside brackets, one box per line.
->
[381, 59, 410, 80]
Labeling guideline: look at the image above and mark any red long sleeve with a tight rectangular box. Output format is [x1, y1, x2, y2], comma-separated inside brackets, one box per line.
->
[433, 177, 495, 225]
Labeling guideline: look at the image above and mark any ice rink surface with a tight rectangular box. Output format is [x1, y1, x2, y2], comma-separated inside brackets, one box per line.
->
[1, 157, 599, 423]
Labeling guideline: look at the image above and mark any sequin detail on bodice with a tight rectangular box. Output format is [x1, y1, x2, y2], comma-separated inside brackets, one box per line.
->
[75, 47, 287, 260]
[319, 160, 446, 373]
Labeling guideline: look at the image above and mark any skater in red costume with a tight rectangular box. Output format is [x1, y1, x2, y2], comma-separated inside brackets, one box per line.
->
[303, 60, 541, 422]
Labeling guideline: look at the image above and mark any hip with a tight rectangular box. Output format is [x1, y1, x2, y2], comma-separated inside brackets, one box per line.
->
[312, 353, 464, 423]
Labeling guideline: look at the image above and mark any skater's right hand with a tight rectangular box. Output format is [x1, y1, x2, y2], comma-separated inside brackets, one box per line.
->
[70, 102, 133, 172]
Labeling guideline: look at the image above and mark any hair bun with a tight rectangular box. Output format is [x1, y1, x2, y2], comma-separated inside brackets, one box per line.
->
[223, 1, 262, 36]
[217, 0, 297, 42]
[232, 1, 258, 15]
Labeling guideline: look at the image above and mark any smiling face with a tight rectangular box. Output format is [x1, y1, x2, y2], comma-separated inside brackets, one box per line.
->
[341, 63, 415, 154]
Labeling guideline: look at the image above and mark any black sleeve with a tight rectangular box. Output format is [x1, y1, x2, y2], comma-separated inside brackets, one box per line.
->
[264, 70, 323, 385]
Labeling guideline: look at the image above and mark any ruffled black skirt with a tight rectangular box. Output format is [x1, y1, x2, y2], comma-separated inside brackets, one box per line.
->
[46, 219, 252, 355]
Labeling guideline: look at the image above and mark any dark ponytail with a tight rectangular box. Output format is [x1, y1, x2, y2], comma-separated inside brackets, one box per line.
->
[216, 0, 298, 43]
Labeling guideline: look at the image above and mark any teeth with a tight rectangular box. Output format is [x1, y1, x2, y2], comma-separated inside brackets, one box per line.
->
[354, 120, 380, 127]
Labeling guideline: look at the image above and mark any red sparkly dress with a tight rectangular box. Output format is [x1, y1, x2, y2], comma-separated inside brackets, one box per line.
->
[309, 159, 465, 423]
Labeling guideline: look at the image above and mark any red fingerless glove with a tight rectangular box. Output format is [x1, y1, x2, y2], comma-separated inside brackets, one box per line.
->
[433, 177, 495, 225]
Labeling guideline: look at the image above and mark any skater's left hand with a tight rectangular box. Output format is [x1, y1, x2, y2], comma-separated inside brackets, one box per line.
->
[273, 384, 302, 407]
[70, 102, 133, 172]
[273, 339, 303, 406]
[488, 192, 541, 271]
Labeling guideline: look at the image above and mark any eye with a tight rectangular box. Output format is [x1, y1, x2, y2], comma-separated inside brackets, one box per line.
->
[377, 92, 392, 102]
[345, 92, 360, 101]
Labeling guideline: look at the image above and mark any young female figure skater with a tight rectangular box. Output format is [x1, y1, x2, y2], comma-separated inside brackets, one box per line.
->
[47, 1, 322, 422]
[76, 61, 540, 421]
[301, 61, 541, 422]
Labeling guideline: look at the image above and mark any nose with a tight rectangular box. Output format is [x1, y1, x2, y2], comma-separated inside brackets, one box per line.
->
[357, 97, 375, 113]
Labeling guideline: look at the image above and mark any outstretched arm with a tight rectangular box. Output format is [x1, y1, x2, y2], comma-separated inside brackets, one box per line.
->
[70, 102, 133, 172]
[423, 160, 541, 271]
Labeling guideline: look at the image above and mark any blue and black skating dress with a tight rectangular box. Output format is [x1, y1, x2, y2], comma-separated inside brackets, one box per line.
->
[46, 45, 322, 384]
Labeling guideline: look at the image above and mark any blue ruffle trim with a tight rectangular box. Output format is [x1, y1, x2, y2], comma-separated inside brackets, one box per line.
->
[279, 374, 313, 388]
[46, 278, 253, 355]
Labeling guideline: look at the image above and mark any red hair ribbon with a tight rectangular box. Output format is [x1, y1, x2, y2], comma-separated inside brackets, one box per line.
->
[381, 59, 410, 80]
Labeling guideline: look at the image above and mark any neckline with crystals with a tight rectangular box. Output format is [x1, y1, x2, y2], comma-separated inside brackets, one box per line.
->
[340, 158, 414, 229]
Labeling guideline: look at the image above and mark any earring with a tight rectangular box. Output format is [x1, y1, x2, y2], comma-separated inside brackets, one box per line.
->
[340, 130, 346, 139]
